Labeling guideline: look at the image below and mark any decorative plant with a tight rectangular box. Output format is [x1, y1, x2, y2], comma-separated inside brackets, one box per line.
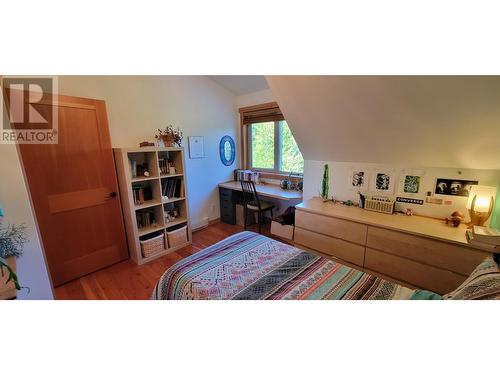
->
[320, 164, 329, 201]
[0, 222, 27, 291]
[155, 124, 184, 147]
[0, 257, 20, 290]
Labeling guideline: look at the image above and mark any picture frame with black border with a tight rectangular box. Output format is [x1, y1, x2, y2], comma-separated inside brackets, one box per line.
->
[371, 170, 396, 194]
[348, 168, 370, 191]
[434, 178, 478, 197]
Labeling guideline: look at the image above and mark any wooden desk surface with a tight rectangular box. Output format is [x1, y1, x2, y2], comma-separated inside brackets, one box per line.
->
[296, 197, 479, 249]
[219, 181, 303, 201]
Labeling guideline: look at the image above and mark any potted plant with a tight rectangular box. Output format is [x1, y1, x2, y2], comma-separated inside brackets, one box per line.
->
[155, 125, 184, 147]
[320, 164, 329, 201]
[0, 221, 26, 299]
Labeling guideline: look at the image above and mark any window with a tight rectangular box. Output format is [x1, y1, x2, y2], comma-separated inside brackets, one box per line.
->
[280, 121, 304, 174]
[250, 122, 275, 169]
[239, 102, 304, 175]
[248, 120, 304, 174]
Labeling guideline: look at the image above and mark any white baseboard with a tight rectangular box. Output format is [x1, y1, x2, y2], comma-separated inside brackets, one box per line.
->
[191, 217, 209, 231]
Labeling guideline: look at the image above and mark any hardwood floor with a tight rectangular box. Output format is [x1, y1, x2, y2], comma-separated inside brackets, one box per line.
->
[54, 222, 276, 300]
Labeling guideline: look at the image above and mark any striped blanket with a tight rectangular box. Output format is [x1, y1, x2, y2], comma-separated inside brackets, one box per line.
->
[152, 231, 440, 300]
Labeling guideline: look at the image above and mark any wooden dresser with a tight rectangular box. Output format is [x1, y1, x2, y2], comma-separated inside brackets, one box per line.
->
[294, 198, 494, 294]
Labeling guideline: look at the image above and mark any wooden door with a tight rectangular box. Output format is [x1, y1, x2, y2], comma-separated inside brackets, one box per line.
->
[4, 90, 129, 286]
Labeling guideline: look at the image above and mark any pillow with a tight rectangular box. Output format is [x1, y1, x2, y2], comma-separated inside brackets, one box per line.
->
[443, 257, 500, 300]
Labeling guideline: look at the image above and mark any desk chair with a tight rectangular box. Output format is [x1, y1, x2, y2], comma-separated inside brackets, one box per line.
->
[240, 180, 275, 233]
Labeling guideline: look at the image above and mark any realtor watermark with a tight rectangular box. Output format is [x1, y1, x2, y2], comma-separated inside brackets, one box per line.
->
[1, 76, 58, 144]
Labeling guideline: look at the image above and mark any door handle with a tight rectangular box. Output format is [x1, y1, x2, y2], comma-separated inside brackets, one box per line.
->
[109, 191, 117, 198]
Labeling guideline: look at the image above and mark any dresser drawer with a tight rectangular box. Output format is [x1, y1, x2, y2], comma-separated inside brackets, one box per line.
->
[295, 210, 367, 245]
[294, 227, 365, 266]
[366, 226, 488, 276]
[364, 247, 466, 295]
[219, 188, 235, 225]
[220, 210, 235, 225]
[219, 190, 232, 203]
[219, 187, 233, 198]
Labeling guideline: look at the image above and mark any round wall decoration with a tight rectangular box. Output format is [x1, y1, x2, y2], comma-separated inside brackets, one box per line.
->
[219, 135, 235, 166]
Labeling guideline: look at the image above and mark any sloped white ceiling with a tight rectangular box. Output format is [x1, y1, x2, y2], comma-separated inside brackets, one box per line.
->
[266, 76, 500, 169]
[208, 76, 269, 95]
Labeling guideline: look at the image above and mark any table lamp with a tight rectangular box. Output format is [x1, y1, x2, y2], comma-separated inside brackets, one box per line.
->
[466, 185, 496, 228]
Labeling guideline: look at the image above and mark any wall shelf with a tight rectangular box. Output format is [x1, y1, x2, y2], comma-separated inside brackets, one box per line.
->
[138, 224, 164, 237]
[134, 200, 162, 210]
[162, 196, 185, 204]
[114, 147, 192, 265]
[160, 173, 184, 179]
[132, 176, 159, 183]
[165, 217, 188, 229]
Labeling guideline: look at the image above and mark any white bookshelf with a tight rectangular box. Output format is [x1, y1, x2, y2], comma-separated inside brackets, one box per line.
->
[114, 146, 192, 265]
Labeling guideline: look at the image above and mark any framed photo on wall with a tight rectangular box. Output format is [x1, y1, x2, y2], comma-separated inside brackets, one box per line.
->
[434, 178, 478, 197]
[348, 169, 369, 191]
[188, 136, 204, 159]
[397, 170, 426, 196]
[371, 170, 396, 194]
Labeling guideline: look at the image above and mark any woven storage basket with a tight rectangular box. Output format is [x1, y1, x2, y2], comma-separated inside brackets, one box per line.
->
[364, 196, 395, 214]
[167, 225, 188, 248]
[140, 233, 165, 258]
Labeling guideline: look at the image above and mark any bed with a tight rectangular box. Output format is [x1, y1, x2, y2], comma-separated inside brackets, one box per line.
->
[152, 231, 442, 300]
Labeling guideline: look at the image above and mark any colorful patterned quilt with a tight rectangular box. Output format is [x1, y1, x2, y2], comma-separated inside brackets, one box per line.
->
[152, 231, 441, 300]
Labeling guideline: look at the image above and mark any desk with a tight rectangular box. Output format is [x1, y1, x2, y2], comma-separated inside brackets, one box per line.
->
[218, 181, 302, 225]
[218, 181, 302, 200]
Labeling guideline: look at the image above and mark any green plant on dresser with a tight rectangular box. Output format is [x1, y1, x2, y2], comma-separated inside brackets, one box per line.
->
[320, 164, 329, 201]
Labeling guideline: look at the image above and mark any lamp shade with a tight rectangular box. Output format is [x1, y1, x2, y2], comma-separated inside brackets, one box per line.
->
[466, 185, 497, 212]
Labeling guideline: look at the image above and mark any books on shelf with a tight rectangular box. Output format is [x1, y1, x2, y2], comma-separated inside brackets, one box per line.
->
[130, 160, 137, 178]
[130, 160, 149, 178]
[133, 184, 153, 205]
[162, 177, 182, 199]
[159, 158, 176, 175]
[136, 209, 157, 229]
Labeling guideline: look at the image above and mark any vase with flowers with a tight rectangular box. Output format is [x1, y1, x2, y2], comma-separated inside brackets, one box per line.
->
[155, 125, 184, 147]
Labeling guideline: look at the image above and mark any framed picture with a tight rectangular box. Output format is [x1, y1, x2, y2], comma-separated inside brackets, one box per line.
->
[396, 169, 425, 196]
[188, 136, 204, 159]
[348, 169, 369, 191]
[403, 175, 421, 193]
[371, 170, 396, 194]
[434, 178, 478, 197]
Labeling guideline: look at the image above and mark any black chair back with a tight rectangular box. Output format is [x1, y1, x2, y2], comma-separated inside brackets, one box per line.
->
[240, 180, 261, 210]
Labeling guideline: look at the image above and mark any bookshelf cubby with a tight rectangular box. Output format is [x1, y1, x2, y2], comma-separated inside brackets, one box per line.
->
[114, 147, 192, 265]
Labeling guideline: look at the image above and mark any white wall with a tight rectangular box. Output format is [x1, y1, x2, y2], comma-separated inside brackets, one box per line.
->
[58, 76, 239, 227]
[304, 160, 500, 220]
[236, 88, 274, 108]
[0, 109, 54, 299]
